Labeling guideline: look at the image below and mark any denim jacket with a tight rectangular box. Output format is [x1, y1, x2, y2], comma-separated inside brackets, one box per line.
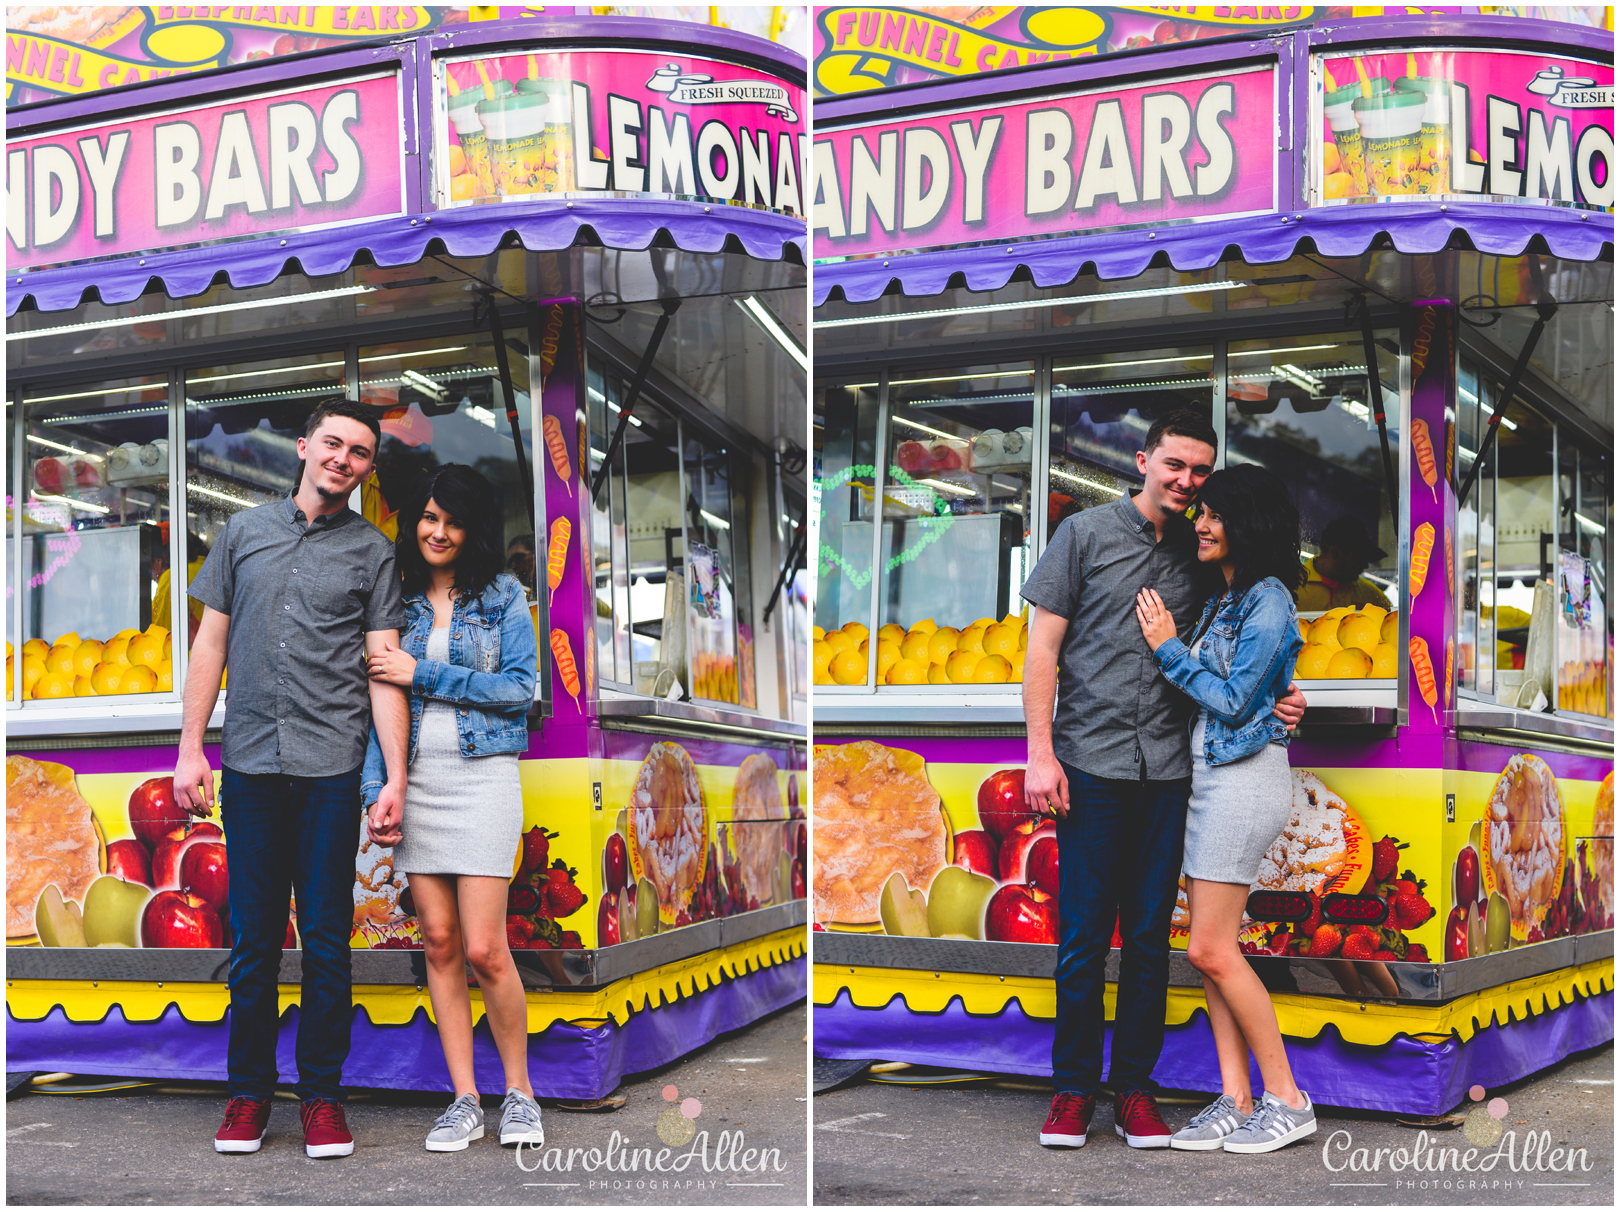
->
[1151, 575, 1302, 766]
[360, 572, 537, 806]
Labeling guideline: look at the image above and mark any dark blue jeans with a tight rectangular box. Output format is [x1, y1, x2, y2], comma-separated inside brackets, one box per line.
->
[221, 765, 362, 1103]
[1052, 762, 1190, 1097]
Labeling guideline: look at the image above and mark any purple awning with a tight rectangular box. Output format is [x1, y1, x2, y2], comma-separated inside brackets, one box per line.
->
[813, 203, 1612, 307]
[8, 199, 806, 317]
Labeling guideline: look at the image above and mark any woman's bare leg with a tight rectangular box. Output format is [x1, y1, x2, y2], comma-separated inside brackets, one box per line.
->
[457, 875, 533, 1097]
[1185, 879, 1304, 1110]
[411, 872, 478, 1096]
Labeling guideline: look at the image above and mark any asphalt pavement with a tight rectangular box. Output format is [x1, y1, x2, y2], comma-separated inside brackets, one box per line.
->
[813, 1041, 1613, 1206]
[6, 1000, 807, 1206]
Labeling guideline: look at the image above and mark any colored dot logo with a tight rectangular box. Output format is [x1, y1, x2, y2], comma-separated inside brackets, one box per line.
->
[1462, 1084, 1509, 1146]
[656, 1084, 703, 1146]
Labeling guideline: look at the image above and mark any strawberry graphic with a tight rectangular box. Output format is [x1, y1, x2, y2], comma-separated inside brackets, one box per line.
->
[1371, 835, 1406, 882]
[1299, 891, 1323, 938]
[505, 922, 529, 951]
[520, 826, 555, 876]
[1307, 924, 1343, 957]
[558, 930, 582, 949]
[525, 937, 553, 950]
[1404, 942, 1429, 962]
[505, 913, 534, 940]
[538, 861, 588, 918]
[1394, 878, 1419, 898]
[1341, 932, 1377, 961]
[1373, 950, 1399, 961]
[1391, 891, 1433, 931]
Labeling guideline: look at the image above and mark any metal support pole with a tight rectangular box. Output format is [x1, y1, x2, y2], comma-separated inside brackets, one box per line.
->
[483, 296, 536, 531]
[1359, 300, 1400, 536]
[590, 298, 680, 501]
[1456, 297, 1558, 505]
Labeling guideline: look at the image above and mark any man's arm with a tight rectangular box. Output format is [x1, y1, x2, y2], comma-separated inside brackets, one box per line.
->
[174, 607, 229, 817]
[1021, 605, 1071, 819]
[365, 628, 408, 846]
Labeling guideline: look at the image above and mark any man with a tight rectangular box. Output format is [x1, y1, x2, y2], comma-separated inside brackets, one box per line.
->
[506, 532, 537, 596]
[173, 399, 409, 1159]
[1019, 410, 1306, 1151]
[1296, 515, 1391, 611]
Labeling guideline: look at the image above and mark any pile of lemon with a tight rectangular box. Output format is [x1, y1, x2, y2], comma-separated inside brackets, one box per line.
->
[813, 613, 1030, 686]
[1295, 605, 1398, 679]
[8, 625, 173, 700]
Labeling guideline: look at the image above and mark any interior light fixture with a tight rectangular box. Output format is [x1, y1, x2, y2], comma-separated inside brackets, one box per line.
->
[1228, 343, 1340, 359]
[1056, 353, 1213, 373]
[918, 477, 975, 497]
[24, 384, 169, 406]
[890, 414, 958, 441]
[813, 280, 1249, 330]
[846, 367, 1035, 390]
[27, 435, 92, 457]
[188, 483, 261, 508]
[41, 404, 168, 425]
[1576, 512, 1607, 535]
[31, 492, 111, 515]
[187, 359, 346, 387]
[699, 509, 732, 530]
[403, 369, 448, 401]
[8, 285, 376, 343]
[736, 295, 807, 371]
[1049, 467, 1125, 496]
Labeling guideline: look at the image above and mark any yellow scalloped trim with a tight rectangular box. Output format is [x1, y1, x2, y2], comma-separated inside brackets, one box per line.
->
[7, 929, 805, 1032]
[814, 958, 1612, 1047]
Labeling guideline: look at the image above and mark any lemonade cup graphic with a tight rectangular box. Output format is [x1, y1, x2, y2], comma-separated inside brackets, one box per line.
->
[1353, 88, 1427, 197]
[1395, 76, 1452, 195]
[449, 79, 511, 200]
[515, 78, 575, 193]
[1325, 82, 1371, 196]
[480, 88, 567, 197]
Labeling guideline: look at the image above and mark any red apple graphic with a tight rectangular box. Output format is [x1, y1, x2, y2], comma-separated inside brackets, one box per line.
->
[179, 841, 229, 915]
[976, 768, 1035, 840]
[105, 839, 153, 887]
[284, 917, 297, 949]
[128, 777, 203, 852]
[597, 891, 622, 946]
[1028, 835, 1060, 899]
[986, 884, 1058, 944]
[141, 890, 224, 948]
[603, 833, 628, 894]
[1443, 903, 1469, 962]
[790, 858, 806, 900]
[998, 821, 1056, 883]
[1455, 845, 1480, 909]
[952, 830, 998, 879]
[152, 822, 223, 889]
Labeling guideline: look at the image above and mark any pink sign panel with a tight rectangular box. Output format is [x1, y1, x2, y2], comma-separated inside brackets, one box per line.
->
[434, 49, 805, 212]
[812, 65, 1276, 259]
[6, 72, 404, 270]
[1314, 48, 1613, 206]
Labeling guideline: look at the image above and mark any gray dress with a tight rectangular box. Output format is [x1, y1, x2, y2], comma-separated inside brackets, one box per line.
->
[1181, 634, 1293, 886]
[392, 627, 523, 878]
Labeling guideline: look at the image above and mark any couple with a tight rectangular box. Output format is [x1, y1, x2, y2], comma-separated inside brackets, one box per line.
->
[1021, 409, 1316, 1156]
[172, 399, 543, 1158]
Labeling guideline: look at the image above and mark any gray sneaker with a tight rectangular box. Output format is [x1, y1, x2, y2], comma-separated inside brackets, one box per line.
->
[1170, 1094, 1244, 1151]
[425, 1093, 484, 1152]
[499, 1087, 545, 1146]
[1223, 1090, 1316, 1154]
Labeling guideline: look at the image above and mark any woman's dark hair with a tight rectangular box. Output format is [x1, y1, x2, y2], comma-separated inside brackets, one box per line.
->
[1196, 464, 1302, 595]
[394, 463, 505, 599]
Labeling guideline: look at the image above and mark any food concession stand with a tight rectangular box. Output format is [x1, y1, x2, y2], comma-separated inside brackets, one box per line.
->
[6, 13, 810, 1100]
[810, 11, 1611, 1115]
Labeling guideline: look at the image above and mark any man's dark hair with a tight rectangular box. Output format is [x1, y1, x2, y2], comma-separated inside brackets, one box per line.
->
[1143, 408, 1218, 459]
[1196, 464, 1303, 594]
[507, 533, 535, 555]
[304, 397, 382, 448]
[394, 463, 505, 600]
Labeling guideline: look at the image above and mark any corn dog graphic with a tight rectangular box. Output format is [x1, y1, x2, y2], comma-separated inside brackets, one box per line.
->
[1411, 419, 1438, 503]
[547, 516, 570, 608]
[1444, 525, 1454, 598]
[551, 627, 581, 713]
[1410, 522, 1435, 606]
[1410, 636, 1438, 724]
[1444, 635, 1454, 706]
[543, 414, 573, 497]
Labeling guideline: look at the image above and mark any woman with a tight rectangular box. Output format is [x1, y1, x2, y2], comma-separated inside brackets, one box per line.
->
[360, 464, 541, 1152]
[1133, 463, 1315, 1155]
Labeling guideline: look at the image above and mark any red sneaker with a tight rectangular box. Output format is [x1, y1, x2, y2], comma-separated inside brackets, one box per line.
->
[1039, 1090, 1095, 1148]
[300, 1098, 355, 1158]
[214, 1095, 272, 1153]
[1113, 1089, 1172, 1148]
